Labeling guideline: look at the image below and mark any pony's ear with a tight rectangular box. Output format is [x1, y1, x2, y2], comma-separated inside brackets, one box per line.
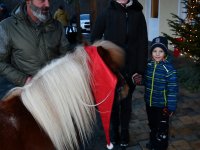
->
[2, 87, 22, 101]
[93, 40, 125, 73]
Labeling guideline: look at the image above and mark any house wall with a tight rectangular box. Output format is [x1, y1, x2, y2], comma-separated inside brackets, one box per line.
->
[159, 0, 179, 37]
[139, 0, 180, 49]
[160, 0, 179, 49]
[138, 0, 146, 14]
[139, 0, 179, 36]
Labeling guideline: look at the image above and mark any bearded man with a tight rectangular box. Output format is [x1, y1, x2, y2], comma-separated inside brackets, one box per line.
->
[0, 0, 70, 99]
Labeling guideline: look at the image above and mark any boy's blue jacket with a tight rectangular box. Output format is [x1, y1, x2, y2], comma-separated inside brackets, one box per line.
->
[144, 59, 178, 111]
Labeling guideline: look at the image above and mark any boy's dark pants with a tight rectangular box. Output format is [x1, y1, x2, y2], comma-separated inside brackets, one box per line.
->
[146, 105, 169, 150]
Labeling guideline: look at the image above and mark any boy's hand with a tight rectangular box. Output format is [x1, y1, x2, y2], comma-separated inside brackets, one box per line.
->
[163, 107, 174, 117]
[168, 111, 174, 117]
[132, 73, 142, 85]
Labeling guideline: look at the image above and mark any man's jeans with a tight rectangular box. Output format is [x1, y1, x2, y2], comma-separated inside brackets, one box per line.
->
[0, 76, 15, 100]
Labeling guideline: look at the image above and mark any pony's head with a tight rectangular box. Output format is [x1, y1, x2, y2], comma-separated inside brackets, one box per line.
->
[2, 40, 125, 150]
[92, 40, 125, 73]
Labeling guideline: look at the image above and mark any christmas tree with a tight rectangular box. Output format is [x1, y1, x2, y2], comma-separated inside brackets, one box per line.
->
[163, 0, 200, 91]
[163, 0, 200, 64]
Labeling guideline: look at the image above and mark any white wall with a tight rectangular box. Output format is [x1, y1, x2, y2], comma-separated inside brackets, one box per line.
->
[138, 0, 180, 50]
[159, 0, 179, 37]
[139, 0, 179, 37]
[160, 0, 179, 50]
[138, 0, 146, 14]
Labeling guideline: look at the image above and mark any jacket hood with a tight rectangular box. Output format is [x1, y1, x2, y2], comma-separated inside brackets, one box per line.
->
[55, 9, 65, 15]
[11, 2, 26, 21]
[110, 0, 143, 11]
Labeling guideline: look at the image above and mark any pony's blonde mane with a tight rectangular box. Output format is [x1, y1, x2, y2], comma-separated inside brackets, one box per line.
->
[2, 40, 124, 150]
[20, 46, 96, 150]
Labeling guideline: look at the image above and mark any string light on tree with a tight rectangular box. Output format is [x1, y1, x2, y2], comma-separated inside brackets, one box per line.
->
[163, 0, 200, 63]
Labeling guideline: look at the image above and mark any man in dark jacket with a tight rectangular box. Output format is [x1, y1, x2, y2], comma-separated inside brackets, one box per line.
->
[91, 0, 148, 149]
[0, 0, 70, 99]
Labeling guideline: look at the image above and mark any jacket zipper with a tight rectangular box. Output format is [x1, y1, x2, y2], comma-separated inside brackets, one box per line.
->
[41, 30, 49, 60]
[150, 62, 157, 106]
[37, 28, 49, 62]
[25, 19, 49, 64]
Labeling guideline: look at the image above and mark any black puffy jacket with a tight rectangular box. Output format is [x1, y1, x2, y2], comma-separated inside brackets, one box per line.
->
[91, 0, 148, 78]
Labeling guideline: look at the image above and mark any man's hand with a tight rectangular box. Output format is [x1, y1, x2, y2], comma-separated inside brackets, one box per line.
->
[132, 73, 142, 85]
[25, 76, 32, 85]
[169, 111, 174, 117]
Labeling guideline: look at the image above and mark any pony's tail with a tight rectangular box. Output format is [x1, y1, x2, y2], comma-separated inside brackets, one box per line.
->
[21, 47, 96, 150]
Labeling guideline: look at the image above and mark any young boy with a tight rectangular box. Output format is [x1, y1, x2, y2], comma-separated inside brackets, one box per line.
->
[143, 36, 178, 150]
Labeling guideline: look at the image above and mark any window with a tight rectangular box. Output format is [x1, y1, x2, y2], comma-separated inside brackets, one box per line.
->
[151, 0, 159, 18]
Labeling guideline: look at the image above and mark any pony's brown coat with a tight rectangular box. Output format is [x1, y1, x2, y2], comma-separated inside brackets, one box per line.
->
[0, 96, 55, 150]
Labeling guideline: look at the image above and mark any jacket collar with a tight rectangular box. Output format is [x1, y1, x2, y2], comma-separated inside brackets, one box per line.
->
[110, 0, 143, 11]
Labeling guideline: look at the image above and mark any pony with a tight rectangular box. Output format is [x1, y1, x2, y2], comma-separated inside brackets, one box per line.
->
[0, 41, 124, 150]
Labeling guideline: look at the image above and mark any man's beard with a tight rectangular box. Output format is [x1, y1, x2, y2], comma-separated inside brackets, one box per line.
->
[30, 2, 50, 23]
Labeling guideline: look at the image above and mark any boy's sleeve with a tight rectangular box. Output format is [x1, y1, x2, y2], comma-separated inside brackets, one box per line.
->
[166, 67, 178, 111]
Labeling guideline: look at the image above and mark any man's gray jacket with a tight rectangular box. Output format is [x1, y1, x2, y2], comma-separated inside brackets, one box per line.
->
[0, 2, 69, 86]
